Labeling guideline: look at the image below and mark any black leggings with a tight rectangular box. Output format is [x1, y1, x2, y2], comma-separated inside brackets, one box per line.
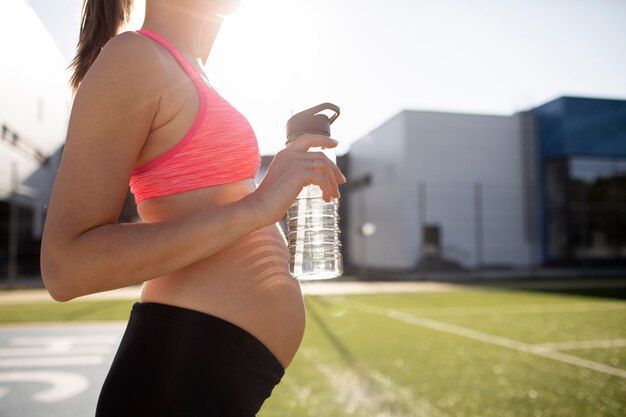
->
[96, 302, 284, 417]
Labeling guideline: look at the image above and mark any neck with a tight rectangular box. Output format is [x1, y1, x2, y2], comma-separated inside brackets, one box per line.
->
[141, 0, 224, 66]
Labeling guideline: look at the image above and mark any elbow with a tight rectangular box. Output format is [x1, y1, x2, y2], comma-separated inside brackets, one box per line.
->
[48, 288, 74, 303]
[40, 249, 78, 302]
[48, 286, 75, 303]
[41, 262, 74, 302]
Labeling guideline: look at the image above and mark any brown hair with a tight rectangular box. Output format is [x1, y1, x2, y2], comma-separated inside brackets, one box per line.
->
[68, 0, 135, 93]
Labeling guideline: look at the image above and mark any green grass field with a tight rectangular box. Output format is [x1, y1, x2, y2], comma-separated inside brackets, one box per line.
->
[261, 287, 626, 417]
[1, 284, 625, 417]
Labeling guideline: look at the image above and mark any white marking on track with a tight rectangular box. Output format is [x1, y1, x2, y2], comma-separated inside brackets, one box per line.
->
[0, 334, 121, 360]
[0, 356, 104, 368]
[9, 335, 120, 346]
[0, 371, 89, 402]
[0, 331, 123, 403]
[343, 300, 626, 379]
[0, 345, 112, 357]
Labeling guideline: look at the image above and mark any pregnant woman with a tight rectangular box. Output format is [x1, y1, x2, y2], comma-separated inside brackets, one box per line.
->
[40, 0, 346, 416]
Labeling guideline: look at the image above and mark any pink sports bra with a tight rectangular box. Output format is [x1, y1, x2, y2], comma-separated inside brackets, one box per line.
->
[129, 29, 261, 204]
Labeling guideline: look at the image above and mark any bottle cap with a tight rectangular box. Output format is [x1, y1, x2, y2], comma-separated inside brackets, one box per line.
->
[286, 103, 340, 144]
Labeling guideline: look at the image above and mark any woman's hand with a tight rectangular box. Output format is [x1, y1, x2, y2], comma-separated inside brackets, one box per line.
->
[244, 134, 347, 226]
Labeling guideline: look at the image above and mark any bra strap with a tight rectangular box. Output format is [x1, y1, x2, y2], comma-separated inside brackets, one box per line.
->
[135, 29, 204, 85]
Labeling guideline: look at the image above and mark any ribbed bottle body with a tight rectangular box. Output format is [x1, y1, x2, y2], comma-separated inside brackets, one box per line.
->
[287, 189, 342, 280]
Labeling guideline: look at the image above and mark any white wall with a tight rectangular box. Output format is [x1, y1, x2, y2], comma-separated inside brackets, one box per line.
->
[405, 111, 532, 268]
[348, 112, 414, 268]
[348, 110, 536, 270]
[0, 0, 71, 236]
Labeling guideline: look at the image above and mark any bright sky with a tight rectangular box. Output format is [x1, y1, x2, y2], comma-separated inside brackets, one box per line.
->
[27, 0, 626, 155]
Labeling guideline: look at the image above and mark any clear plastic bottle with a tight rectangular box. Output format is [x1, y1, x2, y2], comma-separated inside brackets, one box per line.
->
[285, 104, 343, 280]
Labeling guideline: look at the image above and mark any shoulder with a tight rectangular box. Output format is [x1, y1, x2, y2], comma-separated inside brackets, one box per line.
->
[100, 31, 162, 65]
[79, 31, 165, 96]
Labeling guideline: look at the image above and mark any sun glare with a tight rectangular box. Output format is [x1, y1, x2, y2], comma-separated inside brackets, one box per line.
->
[121, 0, 337, 155]
[210, 0, 337, 153]
[125, 0, 145, 31]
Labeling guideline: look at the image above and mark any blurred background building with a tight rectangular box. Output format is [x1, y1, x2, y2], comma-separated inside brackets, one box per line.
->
[2, 0, 625, 284]
[535, 97, 626, 267]
[0, 1, 141, 285]
[0, 0, 70, 282]
[347, 96, 626, 274]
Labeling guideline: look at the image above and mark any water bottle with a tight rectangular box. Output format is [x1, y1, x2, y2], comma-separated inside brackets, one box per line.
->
[285, 103, 343, 280]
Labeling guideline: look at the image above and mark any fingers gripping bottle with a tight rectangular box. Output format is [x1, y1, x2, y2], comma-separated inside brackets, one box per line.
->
[286, 103, 343, 280]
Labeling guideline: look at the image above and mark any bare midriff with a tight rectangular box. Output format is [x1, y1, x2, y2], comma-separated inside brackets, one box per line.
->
[137, 179, 305, 368]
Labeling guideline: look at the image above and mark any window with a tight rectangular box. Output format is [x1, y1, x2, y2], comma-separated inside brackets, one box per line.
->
[550, 157, 626, 260]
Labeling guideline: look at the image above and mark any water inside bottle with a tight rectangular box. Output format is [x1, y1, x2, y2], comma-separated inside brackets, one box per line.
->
[287, 187, 342, 280]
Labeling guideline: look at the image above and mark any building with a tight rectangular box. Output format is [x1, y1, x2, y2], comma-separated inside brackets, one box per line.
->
[347, 96, 626, 272]
[0, 0, 72, 279]
[3, 0, 624, 280]
[535, 97, 626, 265]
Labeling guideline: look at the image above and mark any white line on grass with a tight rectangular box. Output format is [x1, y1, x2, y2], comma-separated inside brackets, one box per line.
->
[299, 348, 452, 417]
[403, 302, 626, 317]
[534, 339, 626, 351]
[343, 300, 626, 379]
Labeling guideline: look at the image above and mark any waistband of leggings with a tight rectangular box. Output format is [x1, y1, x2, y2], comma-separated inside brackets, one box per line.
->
[131, 302, 285, 374]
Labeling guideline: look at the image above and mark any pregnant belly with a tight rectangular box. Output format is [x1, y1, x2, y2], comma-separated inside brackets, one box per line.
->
[141, 223, 306, 368]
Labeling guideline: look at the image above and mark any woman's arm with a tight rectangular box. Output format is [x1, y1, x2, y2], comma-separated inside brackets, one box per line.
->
[41, 32, 260, 301]
[41, 32, 345, 302]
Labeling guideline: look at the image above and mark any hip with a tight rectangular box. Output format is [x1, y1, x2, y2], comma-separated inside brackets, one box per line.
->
[97, 302, 284, 417]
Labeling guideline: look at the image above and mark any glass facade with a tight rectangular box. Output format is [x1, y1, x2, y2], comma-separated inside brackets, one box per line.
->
[547, 157, 626, 262]
[546, 159, 568, 260]
[534, 96, 626, 265]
